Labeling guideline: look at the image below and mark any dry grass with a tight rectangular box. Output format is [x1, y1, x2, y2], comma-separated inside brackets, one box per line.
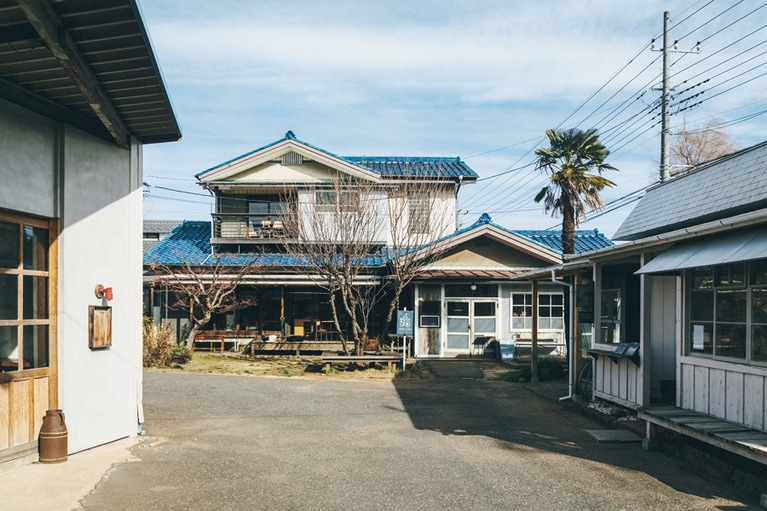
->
[145, 352, 401, 380]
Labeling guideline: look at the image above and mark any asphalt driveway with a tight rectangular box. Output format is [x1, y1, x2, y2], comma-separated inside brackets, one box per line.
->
[80, 361, 760, 510]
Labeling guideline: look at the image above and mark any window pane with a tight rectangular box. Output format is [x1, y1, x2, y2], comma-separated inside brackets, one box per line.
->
[512, 317, 525, 329]
[23, 325, 48, 369]
[715, 323, 746, 359]
[551, 306, 563, 318]
[750, 261, 767, 286]
[551, 294, 563, 306]
[23, 225, 48, 270]
[0, 220, 19, 268]
[690, 323, 713, 354]
[716, 289, 746, 323]
[0, 274, 18, 320]
[551, 318, 564, 330]
[23, 276, 48, 319]
[690, 290, 713, 321]
[447, 302, 469, 316]
[539, 295, 550, 306]
[0, 326, 19, 371]
[474, 318, 495, 332]
[715, 263, 745, 287]
[753, 325, 767, 363]
[752, 288, 767, 324]
[692, 267, 713, 289]
[474, 302, 494, 317]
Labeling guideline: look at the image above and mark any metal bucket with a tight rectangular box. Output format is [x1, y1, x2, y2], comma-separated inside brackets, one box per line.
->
[39, 409, 68, 463]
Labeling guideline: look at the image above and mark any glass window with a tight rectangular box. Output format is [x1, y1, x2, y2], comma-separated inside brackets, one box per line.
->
[600, 289, 622, 344]
[23, 325, 48, 369]
[23, 225, 48, 270]
[23, 276, 48, 319]
[0, 221, 19, 268]
[0, 274, 18, 320]
[511, 292, 565, 331]
[687, 260, 767, 365]
[0, 215, 50, 373]
[407, 197, 430, 234]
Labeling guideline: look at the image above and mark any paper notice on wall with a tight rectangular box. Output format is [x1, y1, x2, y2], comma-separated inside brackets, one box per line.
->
[693, 324, 705, 350]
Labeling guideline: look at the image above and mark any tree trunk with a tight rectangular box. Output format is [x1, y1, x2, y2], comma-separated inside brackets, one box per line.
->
[562, 201, 576, 255]
[328, 292, 351, 356]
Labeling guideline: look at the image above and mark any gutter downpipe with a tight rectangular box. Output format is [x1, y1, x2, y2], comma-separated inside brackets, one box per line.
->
[550, 269, 575, 402]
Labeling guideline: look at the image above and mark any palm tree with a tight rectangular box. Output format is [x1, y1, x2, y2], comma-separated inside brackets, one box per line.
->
[534, 128, 617, 254]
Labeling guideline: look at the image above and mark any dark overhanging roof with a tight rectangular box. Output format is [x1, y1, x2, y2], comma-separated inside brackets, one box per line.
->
[0, 0, 181, 148]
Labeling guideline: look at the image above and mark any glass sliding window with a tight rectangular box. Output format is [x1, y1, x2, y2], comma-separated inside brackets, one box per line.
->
[511, 292, 564, 331]
[0, 214, 50, 373]
[687, 260, 767, 365]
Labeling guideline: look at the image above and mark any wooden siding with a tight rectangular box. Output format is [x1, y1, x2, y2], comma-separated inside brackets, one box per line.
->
[594, 356, 641, 407]
[680, 357, 767, 432]
[0, 376, 49, 451]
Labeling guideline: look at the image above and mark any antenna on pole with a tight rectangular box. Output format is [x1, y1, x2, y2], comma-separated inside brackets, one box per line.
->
[651, 11, 701, 183]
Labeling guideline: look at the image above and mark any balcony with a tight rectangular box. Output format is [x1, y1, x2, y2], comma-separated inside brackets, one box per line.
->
[212, 213, 288, 244]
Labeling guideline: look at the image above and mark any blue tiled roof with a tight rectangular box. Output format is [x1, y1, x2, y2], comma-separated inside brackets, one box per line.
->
[342, 156, 477, 179]
[143, 221, 211, 265]
[196, 131, 477, 180]
[143, 221, 390, 267]
[437, 213, 613, 255]
[144, 214, 612, 268]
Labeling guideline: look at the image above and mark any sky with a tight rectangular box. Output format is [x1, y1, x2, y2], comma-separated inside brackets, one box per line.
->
[139, 0, 767, 238]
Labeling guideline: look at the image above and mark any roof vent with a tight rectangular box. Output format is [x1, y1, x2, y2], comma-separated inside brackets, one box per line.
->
[282, 151, 303, 165]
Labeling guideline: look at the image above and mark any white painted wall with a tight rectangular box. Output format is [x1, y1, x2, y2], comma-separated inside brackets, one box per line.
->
[58, 127, 143, 453]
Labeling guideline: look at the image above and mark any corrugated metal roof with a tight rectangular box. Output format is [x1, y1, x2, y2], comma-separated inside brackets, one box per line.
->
[413, 269, 523, 280]
[143, 220, 181, 234]
[614, 140, 767, 241]
[197, 131, 477, 181]
[0, 0, 181, 146]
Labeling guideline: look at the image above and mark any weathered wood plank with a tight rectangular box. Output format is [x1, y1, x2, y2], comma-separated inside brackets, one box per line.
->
[725, 371, 744, 424]
[693, 365, 708, 413]
[10, 379, 33, 446]
[743, 373, 765, 431]
[33, 376, 49, 439]
[709, 368, 726, 418]
[0, 383, 9, 450]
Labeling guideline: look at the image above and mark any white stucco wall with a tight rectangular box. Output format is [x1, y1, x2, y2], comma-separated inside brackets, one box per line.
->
[1, 99, 143, 454]
[58, 126, 143, 452]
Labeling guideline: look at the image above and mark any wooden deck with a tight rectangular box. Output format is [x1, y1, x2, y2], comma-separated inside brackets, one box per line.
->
[639, 406, 767, 466]
[250, 341, 346, 356]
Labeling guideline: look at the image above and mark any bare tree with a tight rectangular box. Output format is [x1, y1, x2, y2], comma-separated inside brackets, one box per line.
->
[671, 120, 739, 173]
[282, 174, 387, 355]
[149, 256, 260, 347]
[382, 178, 456, 334]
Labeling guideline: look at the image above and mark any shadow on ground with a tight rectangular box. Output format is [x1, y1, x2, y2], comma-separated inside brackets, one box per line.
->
[393, 359, 763, 508]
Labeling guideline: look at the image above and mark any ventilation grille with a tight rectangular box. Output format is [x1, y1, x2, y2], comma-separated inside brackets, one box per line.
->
[282, 152, 303, 165]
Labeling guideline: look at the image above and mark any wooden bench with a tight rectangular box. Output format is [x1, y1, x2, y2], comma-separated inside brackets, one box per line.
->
[321, 355, 401, 372]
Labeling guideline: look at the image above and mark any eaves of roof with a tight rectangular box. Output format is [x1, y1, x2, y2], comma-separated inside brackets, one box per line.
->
[196, 131, 477, 183]
[0, 0, 181, 147]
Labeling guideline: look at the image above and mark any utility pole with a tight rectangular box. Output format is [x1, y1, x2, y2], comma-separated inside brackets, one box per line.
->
[660, 11, 671, 183]
[651, 11, 700, 183]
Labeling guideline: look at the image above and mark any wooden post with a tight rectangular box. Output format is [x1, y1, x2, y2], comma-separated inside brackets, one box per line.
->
[531, 280, 539, 383]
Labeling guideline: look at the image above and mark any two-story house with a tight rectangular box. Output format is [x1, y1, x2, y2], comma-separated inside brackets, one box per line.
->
[144, 132, 612, 358]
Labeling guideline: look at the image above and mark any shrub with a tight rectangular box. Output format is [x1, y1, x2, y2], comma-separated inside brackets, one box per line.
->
[169, 344, 192, 365]
[142, 319, 192, 368]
